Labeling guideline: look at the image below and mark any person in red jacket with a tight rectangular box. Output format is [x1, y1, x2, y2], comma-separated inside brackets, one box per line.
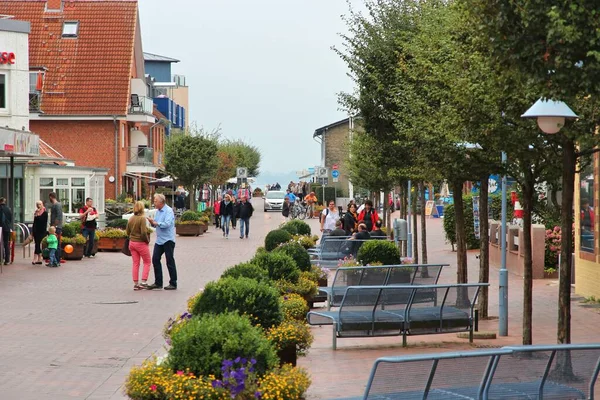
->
[214, 195, 222, 229]
[357, 200, 379, 232]
[581, 198, 594, 232]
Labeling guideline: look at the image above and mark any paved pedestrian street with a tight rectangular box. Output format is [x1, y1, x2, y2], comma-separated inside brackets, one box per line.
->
[2, 203, 599, 399]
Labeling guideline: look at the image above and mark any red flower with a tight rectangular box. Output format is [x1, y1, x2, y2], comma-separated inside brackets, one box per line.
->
[176, 370, 184, 376]
[150, 384, 157, 391]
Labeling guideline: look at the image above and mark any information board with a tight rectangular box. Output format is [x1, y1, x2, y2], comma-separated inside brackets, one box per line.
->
[425, 200, 435, 216]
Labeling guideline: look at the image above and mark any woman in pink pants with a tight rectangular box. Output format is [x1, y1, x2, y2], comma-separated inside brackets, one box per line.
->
[126, 201, 151, 290]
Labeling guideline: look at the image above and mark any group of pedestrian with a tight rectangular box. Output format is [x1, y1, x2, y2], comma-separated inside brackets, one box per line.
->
[287, 180, 309, 202]
[215, 194, 254, 239]
[319, 199, 385, 240]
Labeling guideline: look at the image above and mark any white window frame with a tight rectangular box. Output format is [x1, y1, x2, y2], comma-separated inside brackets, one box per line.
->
[0, 72, 7, 111]
[62, 21, 79, 38]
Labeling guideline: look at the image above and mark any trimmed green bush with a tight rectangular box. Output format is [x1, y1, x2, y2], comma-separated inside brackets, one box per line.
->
[280, 224, 298, 236]
[167, 313, 277, 377]
[192, 277, 283, 329]
[286, 220, 311, 236]
[251, 252, 300, 283]
[357, 240, 400, 266]
[61, 221, 81, 238]
[180, 210, 200, 222]
[107, 218, 128, 229]
[273, 242, 311, 272]
[265, 229, 292, 251]
[221, 262, 269, 282]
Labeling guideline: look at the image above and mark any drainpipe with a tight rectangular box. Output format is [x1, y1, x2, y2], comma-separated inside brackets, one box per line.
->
[113, 116, 119, 199]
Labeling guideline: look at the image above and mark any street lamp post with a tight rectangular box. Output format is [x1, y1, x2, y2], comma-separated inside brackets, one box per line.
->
[522, 98, 579, 343]
[499, 151, 508, 336]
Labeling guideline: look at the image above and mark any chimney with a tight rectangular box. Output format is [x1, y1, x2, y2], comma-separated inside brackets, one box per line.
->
[46, 0, 62, 11]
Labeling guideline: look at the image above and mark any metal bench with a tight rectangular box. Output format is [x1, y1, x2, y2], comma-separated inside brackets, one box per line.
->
[310, 238, 394, 268]
[307, 283, 486, 349]
[319, 264, 448, 310]
[334, 344, 600, 399]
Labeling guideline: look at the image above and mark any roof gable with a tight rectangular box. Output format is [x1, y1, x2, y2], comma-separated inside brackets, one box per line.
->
[0, 0, 139, 116]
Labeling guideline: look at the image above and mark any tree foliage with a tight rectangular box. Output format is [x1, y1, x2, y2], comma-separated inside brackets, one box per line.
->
[219, 139, 261, 177]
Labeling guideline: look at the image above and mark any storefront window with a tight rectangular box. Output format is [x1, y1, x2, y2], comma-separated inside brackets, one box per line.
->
[40, 176, 88, 214]
[580, 156, 595, 253]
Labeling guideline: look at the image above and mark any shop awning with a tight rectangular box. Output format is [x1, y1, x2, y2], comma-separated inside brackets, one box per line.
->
[0, 127, 40, 157]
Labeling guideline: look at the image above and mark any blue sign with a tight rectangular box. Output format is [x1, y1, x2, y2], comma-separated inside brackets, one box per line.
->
[331, 170, 340, 178]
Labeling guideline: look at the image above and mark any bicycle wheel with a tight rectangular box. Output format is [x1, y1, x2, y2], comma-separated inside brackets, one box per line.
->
[297, 207, 307, 220]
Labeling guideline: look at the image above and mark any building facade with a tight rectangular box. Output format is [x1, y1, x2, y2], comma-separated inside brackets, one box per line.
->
[2, 0, 167, 201]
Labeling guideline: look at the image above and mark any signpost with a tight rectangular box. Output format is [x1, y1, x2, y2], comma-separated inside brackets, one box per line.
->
[424, 200, 435, 217]
[472, 196, 481, 240]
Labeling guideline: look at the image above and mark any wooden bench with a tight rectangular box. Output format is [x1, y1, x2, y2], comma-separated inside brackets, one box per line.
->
[307, 283, 486, 350]
[319, 264, 448, 310]
[332, 344, 600, 399]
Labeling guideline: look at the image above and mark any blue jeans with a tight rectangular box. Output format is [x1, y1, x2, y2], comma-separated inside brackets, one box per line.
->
[82, 228, 95, 257]
[239, 218, 249, 238]
[221, 215, 231, 235]
[152, 240, 177, 287]
[48, 248, 58, 266]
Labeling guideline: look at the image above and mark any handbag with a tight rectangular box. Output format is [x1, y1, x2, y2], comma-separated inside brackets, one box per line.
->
[122, 238, 131, 256]
[23, 234, 33, 246]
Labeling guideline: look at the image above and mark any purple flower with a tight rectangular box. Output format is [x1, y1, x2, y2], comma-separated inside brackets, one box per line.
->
[234, 356, 241, 364]
[254, 391, 262, 399]
[250, 359, 257, 365]
[212, 380, 223, 388]
[241, 358, 247, 365]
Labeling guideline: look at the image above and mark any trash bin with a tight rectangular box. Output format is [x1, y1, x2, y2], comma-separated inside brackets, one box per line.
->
[435, 205, 444, 218]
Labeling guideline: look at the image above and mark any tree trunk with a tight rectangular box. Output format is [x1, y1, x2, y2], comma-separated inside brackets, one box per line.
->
[558, 139, 575, 345]
[452, 180, 468, 284]
[382, 190, 388, 230]
[189, 184, 196, 212]
[413, 187, 419, 264]
[521, 178, 534, 345]
[419, 181, 428, 264]
[478, 175, 490, 319]
[401, 183, 408, 257]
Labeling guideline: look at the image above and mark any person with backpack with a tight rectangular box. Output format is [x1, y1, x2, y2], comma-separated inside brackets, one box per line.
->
[320, 200, 339, 236]
[357, 200, 379, 232]
[343, 203, 358, 235]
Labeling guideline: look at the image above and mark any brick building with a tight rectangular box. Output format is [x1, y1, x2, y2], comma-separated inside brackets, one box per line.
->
[1, 0, 167, 201]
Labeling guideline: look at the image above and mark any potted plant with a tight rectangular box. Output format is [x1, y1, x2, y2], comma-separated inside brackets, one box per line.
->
[61, 234, 86, 260]
[266, 320, 313, 367]
[199, 215, 210, 233]
[97, 228, 128, 251]
[314, 205, 325, 218]
[176, 210, 203, 237]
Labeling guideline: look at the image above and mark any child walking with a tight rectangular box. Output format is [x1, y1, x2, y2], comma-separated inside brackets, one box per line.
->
[46, 226, 60, 268]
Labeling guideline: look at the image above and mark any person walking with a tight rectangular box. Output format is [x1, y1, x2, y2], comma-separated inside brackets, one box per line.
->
[320, 200, 339, 236]
[78, 197, 98, 258]
[126, 201, 151, 291]
[45, 226, 59, 268]
[282, 197, 291, 222]
[220, 194, 234, 239]
[144, 194, 177, 290]
[32, 200, 48, 265]
[214, 195, 222, 229]
[344, 203, 359, 235]
[0, 197, 12, 265]
[238, 195, 254, 239]
[358, 200, 380, 232]
[48, 192, 63, 263]
[231, 199, 240, 230]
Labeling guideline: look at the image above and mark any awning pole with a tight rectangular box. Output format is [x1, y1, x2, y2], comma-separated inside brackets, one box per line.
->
[9, 156, 14, 219]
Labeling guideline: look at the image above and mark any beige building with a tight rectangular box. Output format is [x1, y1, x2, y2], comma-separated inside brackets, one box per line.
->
[313, 117, 361, 198]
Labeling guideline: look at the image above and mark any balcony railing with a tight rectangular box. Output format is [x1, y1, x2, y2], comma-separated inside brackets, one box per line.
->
[129, 95, 154, 115]
[127, 147, 154, 165]
[29, 92, 42, 112]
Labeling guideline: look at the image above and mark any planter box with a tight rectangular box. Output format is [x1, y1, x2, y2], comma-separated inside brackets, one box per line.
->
[176, 224, 203, 237]
[97, 237, 127, 251]
[200, 223, 208, 233]
[61, 243, 84, 260]
[318, 277, 328, 287]
[277, 345, 297, 367]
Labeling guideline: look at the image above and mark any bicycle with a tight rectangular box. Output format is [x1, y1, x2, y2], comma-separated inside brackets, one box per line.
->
[290, 201, 307, 220]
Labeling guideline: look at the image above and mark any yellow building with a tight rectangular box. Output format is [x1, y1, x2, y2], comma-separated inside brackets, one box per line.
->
[574, 153, 599, 297]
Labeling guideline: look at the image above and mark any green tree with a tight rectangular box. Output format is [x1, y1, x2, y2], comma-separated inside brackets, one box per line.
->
[220, 139, 261, 177]
[165, 131, 219, 211]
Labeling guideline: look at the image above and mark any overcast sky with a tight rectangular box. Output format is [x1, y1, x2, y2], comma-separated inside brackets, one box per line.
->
[138, 0, 362, 178]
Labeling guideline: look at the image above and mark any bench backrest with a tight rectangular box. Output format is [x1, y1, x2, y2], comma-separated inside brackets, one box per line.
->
[366, 350, 510, 399]
[318, 239, 389, 261]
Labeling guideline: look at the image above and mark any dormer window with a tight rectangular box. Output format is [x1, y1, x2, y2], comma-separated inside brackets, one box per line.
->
[62, 21, 79, 38]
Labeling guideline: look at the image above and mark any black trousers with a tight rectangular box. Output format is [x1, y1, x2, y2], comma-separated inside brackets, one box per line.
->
[152, 240, 177, 287]
[2, 230, 9, 263]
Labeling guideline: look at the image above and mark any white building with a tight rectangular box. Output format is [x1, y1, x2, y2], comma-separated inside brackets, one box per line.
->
[0, 18, 30, 131]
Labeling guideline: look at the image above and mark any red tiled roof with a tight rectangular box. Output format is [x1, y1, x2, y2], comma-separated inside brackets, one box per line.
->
[0, 0, 138, 115]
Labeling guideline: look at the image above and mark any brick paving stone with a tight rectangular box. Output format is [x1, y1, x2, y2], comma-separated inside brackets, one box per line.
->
[0, 199, 284, 400]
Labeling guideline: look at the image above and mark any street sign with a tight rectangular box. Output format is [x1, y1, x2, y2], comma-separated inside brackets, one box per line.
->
[236, 167, 248, 179]
[317, 167, 328, 178]
[333, 177, 339, 183]
[332, 164, 339, 170]
[331, 170, 340, 178]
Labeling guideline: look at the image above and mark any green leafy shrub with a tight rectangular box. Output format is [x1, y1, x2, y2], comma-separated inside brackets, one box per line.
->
[221, 262, 269, 282]
[291, 234, 318, 249]
[167, 313, 277, 377]
[107, 218, 128, 229]
[61, 234, 86, 245]
[443, 196, 480, 250]
[286, 220, 311, 236]
[98, 228, 128, 239]
[280, 224, 298, 235]
[275, 273, 318, 297]
[61, 221, 79, 238]
[281, 293, 309, 321]
[251, 252, 300, 283]
[180, 210, 200, 222]
[265, 229, 292, 251]
[357, 240, 400, 266]
[273, 242, 311, 272]
[192, 277, 283, 329]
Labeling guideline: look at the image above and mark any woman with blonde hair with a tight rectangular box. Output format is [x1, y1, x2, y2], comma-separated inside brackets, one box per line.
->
[31, 200, 48, 265]
[126, 201, 151, 290]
